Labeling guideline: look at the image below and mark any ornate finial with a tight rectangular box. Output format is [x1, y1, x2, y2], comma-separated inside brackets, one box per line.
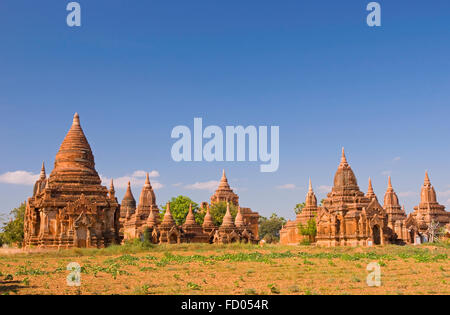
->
[128, 181, 131, 188]
[424, 171, 431, 185]
[340, 147, 348, 165]
[388, 176, 392, 189]
[308, 178, 313, 192]
[40, 161, 46, 180]
[73, 113, 80, 126]
[110, 179, 115, 190]
[145, 172, 151, 187]
[366, 177, 375, 199]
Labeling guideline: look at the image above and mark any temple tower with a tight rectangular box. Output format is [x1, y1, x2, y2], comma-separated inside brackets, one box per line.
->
[316, 148, 388, 247]
[24, 113, 120, 249]
[411, 172, 449, 233]
[210, 170, 239, 206]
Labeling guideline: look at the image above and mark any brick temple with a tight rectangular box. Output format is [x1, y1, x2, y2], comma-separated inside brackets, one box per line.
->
[24, 114, 260, 248]
[24, 114, 120, 249]
[122, 170, 260, 244]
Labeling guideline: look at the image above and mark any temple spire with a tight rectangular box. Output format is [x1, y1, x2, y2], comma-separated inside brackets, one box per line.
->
[235, 206, 244, 227]
[73, 113, 80, 126]
[366, 177, 376, 199]
[308, 178, 313, 192]
[109, 179, 116, 199]
[424, 171, 431, 186]
[145, 172, 151, 187]
[40, 162, 46, 180]
[340, 147, 348, 165]
[388, 176, 393, 189]
[202, 207, 215, 228]
[221, 201, 235, 228]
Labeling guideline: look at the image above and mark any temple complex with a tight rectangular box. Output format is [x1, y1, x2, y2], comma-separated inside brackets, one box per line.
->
[410, 172, 450, 234]
[281, 148, 449, 246]
[383, 177, 408, 242]
[122, 173, 160, 240]
[280, 179, 319, 244]
[121, 170, 260, 244]
[23, 114, 120, 249]
[315, 149, 390, 246]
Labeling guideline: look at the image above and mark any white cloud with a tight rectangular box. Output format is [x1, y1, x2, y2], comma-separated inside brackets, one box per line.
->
[381, 170, 392, 176]
[317, 185, 332, 193]
[0, 171, 39, 186]
[393, 157, 401, 162]
[185, 180, 219, 191]
[172, 182, 183, 187]
[398, 191, 416, 198]
[101, 170, 163, 190]
[276, 184, 297, 190]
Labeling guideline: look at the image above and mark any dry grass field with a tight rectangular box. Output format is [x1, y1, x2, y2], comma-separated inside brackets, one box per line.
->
[0, 242, 449, 295]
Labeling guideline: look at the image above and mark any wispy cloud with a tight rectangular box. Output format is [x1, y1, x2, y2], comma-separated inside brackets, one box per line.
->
[172, 182, 183, 187]
[381, 170, 392, 176]
[276, 184, 297, 190]
[393, 157, 401, 162]
[0, 171, 39, 185]
[185, 180, 219, 191]
[101, 170, 163, 190]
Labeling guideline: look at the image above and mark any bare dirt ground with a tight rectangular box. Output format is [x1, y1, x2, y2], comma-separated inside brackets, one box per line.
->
[0, 243, 448, 295]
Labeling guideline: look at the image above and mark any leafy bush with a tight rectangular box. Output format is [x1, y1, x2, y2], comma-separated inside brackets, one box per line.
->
[259, 213, 286, 243]
[0, 203, 26, 247]
[160, 196, 199, 225]
[298, 218, 317, 242]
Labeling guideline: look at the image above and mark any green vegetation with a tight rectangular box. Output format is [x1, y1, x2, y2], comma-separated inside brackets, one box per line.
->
[294, 203, 305, 215]
[207, 201, 237, 226]
[298, 218, 317, 243]
[258, 213, 286, 243]
[0, 203, 26, 247]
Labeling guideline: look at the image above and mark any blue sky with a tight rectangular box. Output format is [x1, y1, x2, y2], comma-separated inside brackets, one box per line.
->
[1, 0, 450, 222]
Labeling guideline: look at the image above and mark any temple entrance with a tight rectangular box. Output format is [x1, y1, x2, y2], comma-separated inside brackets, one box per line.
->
[409, 230, 415, 244]
[336, 219, 341, 236]
[372, 225, 381, 245]
[168, 233, 178, 244]
[76, 225, 88, 248]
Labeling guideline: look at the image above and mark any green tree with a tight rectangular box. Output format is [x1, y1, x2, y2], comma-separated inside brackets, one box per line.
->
[0, 203, 26, 247]
[258, 213, 287, 243]
[294, 203, 305, 215]
[207, 201, 238, 226]
[298, 218, 317, 243]
[160, 196, 199, 226]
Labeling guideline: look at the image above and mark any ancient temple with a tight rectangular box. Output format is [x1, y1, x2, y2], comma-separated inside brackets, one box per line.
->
[315, 149, 390, 246]
[410, 172, 450, 234]
[208, 170, 260, 238]
[121, 170, 260, 244]
[23, 114, 120, 249]
[281, 149, 450, 247]
[122, 173, 160, 240]
[280, 179, 319, 245]
[383, 177, 408, 243]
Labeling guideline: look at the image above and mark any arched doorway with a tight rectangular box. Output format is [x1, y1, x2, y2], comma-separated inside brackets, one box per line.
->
[336, 219, 341, 236]
[76, 225, 88, 248]
[372, 225, 381, 245]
